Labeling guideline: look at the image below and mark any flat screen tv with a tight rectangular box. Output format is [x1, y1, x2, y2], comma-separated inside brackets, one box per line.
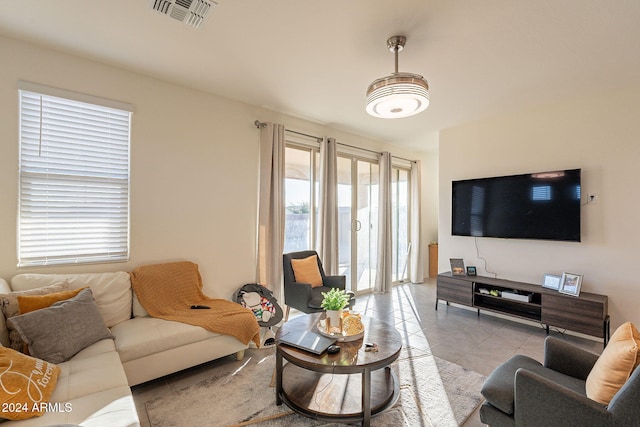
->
[451, 169, 581, 242]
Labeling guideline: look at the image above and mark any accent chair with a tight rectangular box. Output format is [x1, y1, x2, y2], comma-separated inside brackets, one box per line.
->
[282, 250, 353, 321]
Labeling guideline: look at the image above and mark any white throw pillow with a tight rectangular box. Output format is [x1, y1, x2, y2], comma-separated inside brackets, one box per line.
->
[11, 272, 132, 327]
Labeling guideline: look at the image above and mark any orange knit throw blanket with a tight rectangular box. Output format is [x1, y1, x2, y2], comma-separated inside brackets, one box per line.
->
[130, 261, 260, 347]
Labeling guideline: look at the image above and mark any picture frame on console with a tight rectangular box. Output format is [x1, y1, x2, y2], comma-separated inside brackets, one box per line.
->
[542, 274, 561, 291]
[466, 266, 477, 276]
[559, 273, 582, 296]
[450, 258, 465, 275]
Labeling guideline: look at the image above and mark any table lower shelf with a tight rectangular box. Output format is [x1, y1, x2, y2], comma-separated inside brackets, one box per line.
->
[278, 362, 399, 423]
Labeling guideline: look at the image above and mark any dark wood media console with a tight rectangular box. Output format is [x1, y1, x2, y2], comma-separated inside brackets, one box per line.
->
[436, 272, 610, 345]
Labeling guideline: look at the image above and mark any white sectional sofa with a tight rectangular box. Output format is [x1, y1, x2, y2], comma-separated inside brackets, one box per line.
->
[0, 271, 249, 426]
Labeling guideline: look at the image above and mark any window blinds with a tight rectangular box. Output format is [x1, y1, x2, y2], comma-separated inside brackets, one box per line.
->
[18, 86, 132, 267]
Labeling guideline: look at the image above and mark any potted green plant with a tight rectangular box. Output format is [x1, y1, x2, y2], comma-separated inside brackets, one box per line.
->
[321, 288, 350, 333]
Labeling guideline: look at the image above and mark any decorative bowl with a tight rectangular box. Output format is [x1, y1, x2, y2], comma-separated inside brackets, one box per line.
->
[316, 318, 365, 342]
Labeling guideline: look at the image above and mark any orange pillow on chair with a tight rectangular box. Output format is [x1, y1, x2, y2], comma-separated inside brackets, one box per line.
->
[291, 255, 323, 288]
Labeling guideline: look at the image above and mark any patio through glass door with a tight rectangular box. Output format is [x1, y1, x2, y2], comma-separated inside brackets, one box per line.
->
[337, 156, 379, 295]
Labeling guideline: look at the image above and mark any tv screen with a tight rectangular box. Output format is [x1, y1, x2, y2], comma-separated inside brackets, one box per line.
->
[452, 169, 581, 242]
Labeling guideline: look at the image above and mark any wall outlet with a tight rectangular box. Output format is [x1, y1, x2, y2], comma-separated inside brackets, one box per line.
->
[588, 194, 598, 204]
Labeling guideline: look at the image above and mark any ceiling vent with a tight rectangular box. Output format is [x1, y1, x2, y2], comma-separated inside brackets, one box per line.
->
[150, 0, 217, 29]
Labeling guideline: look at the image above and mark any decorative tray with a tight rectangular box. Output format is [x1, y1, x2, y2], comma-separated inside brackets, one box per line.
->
[316, 319, 365, 342]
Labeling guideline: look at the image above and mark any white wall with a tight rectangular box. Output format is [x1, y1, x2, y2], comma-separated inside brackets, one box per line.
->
[422, 149, 439, 245]
[0, 36, 437, 298]
[438, 84, 640, 330]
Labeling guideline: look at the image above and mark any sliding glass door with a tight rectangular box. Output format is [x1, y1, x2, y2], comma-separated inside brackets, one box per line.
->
[391, 167, 410, 282]
[284, 143, 413, 290]
[283, 145, 318, 253]
[337, 155, 379, 294]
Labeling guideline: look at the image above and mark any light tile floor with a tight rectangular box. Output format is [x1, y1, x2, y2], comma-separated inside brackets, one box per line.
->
[132, 279, 604, 426]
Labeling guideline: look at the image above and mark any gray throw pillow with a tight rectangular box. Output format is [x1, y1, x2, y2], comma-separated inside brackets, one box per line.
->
[0, 281, 70, 352]
[8, 288, 114, 363]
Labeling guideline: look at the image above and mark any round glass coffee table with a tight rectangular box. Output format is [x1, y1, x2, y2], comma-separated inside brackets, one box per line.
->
[275, 312, 402, 426]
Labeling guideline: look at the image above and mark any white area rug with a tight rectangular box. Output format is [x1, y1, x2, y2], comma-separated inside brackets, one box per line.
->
[145, 347, 485, 427]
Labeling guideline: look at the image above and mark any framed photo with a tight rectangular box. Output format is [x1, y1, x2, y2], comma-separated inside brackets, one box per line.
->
[559, 273, 582, 296]
[450, 258, 465, 275]
[542, 274, 561, 291]
[466, 266, 477, 276]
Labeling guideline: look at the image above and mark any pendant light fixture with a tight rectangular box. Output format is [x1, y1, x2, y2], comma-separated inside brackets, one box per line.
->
[366, 35, 430, 119]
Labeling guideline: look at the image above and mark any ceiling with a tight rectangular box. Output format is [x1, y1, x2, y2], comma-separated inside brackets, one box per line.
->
[1, 1, 640, 152]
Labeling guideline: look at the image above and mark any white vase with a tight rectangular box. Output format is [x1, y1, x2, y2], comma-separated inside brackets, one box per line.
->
[325, 309, 343, 334]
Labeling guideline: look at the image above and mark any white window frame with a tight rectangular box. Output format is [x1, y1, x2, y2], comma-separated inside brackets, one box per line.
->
[17, 82, 133, 267]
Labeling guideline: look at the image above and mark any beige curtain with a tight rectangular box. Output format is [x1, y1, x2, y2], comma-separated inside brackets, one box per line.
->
[316, 137, 338, 274]
[375, 152, 393, 293]
[409, 160, 424, 283]
[256, 123, 285, 303]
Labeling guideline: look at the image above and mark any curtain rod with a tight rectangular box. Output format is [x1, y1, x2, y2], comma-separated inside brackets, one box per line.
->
[254, 120, 322, 142]
[254, 120, 415, 163]
[338, 141, 415, 164]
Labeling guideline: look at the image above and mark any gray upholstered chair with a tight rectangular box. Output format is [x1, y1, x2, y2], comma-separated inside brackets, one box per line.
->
[480, 336, 640, 426]
[282, 250, 353, 321]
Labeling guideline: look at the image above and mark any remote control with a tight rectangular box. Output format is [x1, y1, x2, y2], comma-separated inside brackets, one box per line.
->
[190, 305, 211, 309]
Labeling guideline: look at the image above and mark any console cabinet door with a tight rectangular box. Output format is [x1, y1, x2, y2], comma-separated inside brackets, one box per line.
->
[437, 276, 473, 307]
[542, 293, 607, 338]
